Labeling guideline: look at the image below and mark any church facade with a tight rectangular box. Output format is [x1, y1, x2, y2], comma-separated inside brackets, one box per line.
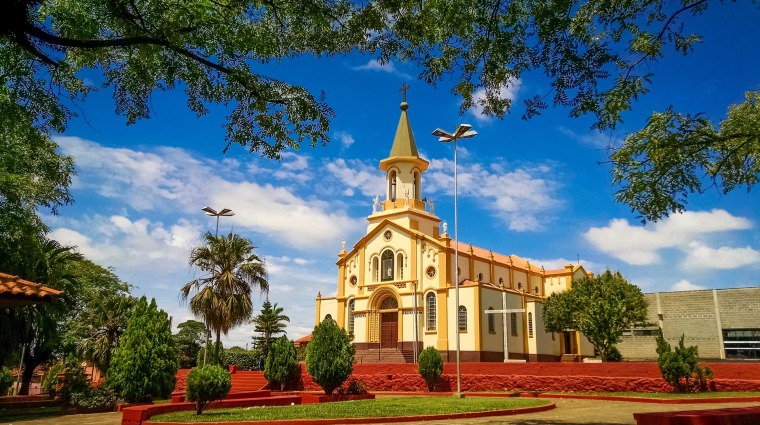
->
[315, 100, 594, 362]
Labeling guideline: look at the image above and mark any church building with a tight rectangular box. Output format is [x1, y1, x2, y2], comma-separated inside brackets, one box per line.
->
[314, 99, 595, 362]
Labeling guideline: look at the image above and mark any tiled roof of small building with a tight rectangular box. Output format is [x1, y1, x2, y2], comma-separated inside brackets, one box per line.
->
[0, 272, 63, 303]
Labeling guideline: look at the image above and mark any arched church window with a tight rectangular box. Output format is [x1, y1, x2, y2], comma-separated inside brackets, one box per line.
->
[534, 286, 539, 294]
[511, 313, 518, 336]
[390, 171, 397, 202]
[426, 292, 436, 331]
[528, 312, 534, 338]
[348, 299, 355, 335]
[478, 273, 484, 282]
[324, 314, 333, 322]
[488, 307, 495, 333]
[380, 296, 398, 310]
[499, 277, 504, 287]
[397, 253, 404, 279]
[458, 306, 467, 332]
[518, 282, 523, 291]
[413, 171, 419, 199]
[381, 250, 394, 281]
[372, 257, 379, 283]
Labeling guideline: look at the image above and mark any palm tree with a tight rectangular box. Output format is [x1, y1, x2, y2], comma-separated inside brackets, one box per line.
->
[76, 293, 136, 374]
[251, 301, 289, 361]
[180, 232, 268, 363]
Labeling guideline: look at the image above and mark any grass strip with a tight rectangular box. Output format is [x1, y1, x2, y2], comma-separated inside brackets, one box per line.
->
[151, 396, 548, 423]
[549, 391, 760, 399]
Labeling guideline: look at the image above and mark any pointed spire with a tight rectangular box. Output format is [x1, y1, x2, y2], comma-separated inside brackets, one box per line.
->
[389, 100, 419, 157]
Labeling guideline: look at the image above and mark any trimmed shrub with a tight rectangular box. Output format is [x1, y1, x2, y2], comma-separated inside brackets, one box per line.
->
[418, 346, 444, 391]
[607, 345, 623, 362]
[335, 377, 368, 395]
[108, 296, 178, 402]
[69, 385, 120, 411]
[185, 365, 232, 415]
[305, 319, 355, 395]
[264, 336, 298, 390]
[223, 348, 262, 371]
[656, 330, 714, 392]
[0, 367, 13, 395]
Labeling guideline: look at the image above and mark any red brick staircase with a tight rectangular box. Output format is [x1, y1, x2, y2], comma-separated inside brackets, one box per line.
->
[355, 348, 415, 364]
[230, 371, 268, 392]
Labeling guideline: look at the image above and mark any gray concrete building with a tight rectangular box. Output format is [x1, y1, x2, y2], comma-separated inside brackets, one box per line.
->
[617, 287, 760, 360]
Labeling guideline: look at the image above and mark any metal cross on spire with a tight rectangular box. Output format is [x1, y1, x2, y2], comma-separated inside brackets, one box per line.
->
[400, 82, 410, 102]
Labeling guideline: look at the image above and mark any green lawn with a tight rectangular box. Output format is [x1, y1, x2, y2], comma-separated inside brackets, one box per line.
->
[151, 397, 549, 422]
[558, 391, 760, 399]
[0, 406, 62, 422]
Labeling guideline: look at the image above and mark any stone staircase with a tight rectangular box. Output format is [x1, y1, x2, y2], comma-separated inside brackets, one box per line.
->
[561, 354, 580, 362]
[355, 348, 415, 364]
[230, 371, 268, 391]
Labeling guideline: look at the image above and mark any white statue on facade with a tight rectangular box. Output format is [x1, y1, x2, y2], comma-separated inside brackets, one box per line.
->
[429, 198, 435, 214]
[342, 240, 346, 251]
[404, 189, 410, 206]
[442, 221, 448, 234]
[372, 195, 380, 212]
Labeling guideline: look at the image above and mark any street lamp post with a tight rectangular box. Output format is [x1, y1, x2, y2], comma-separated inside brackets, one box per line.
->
[200, 206, 235, 366]
[432, 124, 477, 398]
[202, 207, 235, 236]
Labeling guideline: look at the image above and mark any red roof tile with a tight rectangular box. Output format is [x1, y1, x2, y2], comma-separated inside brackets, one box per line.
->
[0, 272, 63, 306]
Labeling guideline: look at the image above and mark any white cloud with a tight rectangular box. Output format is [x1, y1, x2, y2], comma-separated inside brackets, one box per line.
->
[683, 243, 760, 270]
[50, 216, 201, 273]
[468, 79, 522, 123]
[670, 279, 706, 292]
[352, 59, 412, 79]
[525, 257, 604, 274]
[584, 210, 758, 269]
[425, 157, 562, 231]
[324, 158, 386, 198]
[57, 136, 361, 249]
[557, 127, 613, 149]
[334, 131, 355, 149]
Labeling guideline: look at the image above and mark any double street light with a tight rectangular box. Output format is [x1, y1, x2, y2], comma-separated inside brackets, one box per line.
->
[202, 207, 235, 236]
[432, 123, 478, 398]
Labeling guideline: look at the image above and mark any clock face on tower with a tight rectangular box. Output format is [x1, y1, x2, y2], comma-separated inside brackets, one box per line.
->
[383, 230, 392, 241]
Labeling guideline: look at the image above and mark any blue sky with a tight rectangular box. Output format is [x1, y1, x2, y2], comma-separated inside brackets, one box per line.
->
[45, 2, 760, 347]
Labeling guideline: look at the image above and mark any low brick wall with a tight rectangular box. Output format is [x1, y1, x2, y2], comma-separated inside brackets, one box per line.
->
[299, 362, 760, 393]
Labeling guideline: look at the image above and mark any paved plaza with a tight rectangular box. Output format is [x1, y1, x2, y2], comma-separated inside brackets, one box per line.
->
[5, 398, 759, 425]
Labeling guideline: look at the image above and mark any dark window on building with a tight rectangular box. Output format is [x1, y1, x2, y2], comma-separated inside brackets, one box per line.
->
[511, 313, 518, 336]
[487, 307, 495, 333]
[348, 299, 355, 335]
[723, 329, 760, 359]
[458, 306, 467, 332]
[528, 312, 533, 338]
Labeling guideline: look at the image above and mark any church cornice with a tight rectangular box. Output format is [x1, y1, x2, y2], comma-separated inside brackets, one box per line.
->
[338, 218, 447, 266]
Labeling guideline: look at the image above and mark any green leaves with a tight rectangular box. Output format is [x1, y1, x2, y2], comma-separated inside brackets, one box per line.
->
[542, 270, 648, 361]
[612, 91, 760, 222]
[108, 296, 178, 402]
[264, 335, 298, 391]
[305, 318, 355, 395]
[185, 364, 232, 415]
[417, 346, 443, 392]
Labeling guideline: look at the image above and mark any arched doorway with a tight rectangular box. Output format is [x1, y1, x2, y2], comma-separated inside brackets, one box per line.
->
[379, 296, 399, 348]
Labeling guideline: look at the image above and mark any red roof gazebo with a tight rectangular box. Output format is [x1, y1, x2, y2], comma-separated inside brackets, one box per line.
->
[0, 272, 63, 307]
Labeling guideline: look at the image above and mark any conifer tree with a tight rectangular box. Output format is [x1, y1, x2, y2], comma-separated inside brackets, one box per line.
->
[108, 296, 178, 402]
[264, 335, 298, 391]
[251, 301, 289, 362]
[305, 319, 355, 395]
